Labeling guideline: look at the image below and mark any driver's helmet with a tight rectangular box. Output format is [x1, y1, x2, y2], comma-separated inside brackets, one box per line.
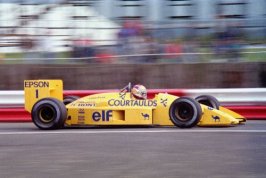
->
[131, 84, 147, 100]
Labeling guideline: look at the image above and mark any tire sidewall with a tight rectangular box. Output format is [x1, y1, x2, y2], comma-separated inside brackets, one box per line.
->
[31, 98, 67, 130]
[169, 97, 202, 128]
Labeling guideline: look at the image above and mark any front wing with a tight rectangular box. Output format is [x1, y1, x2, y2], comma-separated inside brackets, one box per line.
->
[198, 105, 245, 126]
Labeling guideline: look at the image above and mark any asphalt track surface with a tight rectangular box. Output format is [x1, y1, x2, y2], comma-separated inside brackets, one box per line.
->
[0, 121, 266, 178]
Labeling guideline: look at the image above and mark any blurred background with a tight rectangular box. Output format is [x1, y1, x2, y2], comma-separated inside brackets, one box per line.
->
[0, 0, 265, 89]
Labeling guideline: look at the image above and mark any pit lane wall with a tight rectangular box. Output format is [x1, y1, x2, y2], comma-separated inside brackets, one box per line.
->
[0, 89, 266, 122]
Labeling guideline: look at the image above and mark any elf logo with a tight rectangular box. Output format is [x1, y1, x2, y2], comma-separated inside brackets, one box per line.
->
[92, 110, 112, 122]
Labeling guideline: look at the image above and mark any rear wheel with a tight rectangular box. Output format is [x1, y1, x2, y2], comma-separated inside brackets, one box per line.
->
[169, 97, 202, 128]
[195, 95, 220, 109]
[31, 98, 67, 130]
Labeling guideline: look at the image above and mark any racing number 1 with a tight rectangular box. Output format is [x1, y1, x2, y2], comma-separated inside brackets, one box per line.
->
[35, 89, 39, 99]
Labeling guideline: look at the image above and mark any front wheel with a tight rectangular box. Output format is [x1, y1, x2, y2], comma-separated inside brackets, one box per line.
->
[31, 97, 67, 130]
[169, 97, 202, 128]
[195, 95, 220, 110]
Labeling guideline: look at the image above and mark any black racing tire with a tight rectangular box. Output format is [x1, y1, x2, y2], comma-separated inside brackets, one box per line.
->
[63, 95, 80, 105]
[31, 97, 67, 130]
[169, 97, 202, 128]
[195, 95, 220, 110]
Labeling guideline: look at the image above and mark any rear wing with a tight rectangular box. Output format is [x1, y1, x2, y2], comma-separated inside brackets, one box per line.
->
[24, 80, 63, 112]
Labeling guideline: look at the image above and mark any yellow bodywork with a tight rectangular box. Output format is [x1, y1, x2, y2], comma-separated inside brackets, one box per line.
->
[24, 80, 63, 113]
[24, 80, 245, 127]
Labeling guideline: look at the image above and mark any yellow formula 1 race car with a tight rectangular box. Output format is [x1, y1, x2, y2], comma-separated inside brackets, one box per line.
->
[24, 80, 246, 130]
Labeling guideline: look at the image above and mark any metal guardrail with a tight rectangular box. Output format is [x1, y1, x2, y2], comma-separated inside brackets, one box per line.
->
[0, 91, 24, 106]
[1, 88, 266, 106]
[185, 88, 266, 104]
[0, 88, 266, 121]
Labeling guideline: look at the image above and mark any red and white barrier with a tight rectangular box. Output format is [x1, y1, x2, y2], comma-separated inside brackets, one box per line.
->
[0, 88, 266, 122]
[0, 108, 30, 122]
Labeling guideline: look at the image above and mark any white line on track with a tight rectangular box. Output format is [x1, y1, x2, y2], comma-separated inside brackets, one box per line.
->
[0, 129, 266, 135]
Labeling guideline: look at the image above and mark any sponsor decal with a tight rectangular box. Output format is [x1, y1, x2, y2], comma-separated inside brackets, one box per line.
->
[78, 109, 86, 123]
[78, 115, 85, 121]
[212, 115, 220, 122]
[141, 113, 150, 120]
[71, 102, 96, 107]
[119, 92, 126, 100]
[160, 98, 168, 107]
[92, 110, 112, 122]
[77, 102, 96, 107]
[24, 81, 49, 88]
[88, 96, 106, 100]
[78, 115, 85, 124]
[78, 109, 85, 114]
[108, 99, 157, 107]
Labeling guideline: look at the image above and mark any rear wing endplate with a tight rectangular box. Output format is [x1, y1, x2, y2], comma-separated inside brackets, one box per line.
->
[24, 80, 63, 112]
